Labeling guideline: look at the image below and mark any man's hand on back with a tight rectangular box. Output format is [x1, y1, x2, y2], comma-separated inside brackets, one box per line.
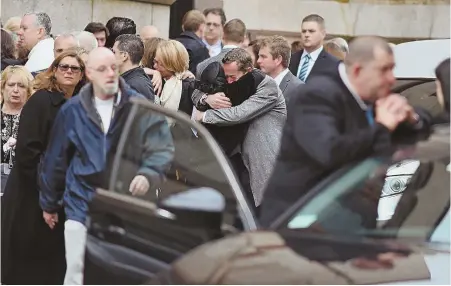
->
[205, 92, 232, 109]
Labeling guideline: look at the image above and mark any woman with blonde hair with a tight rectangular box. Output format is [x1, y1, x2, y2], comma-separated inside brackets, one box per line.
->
[1, 65, 33, 192]
[154, 39, 195, 116]
[1, 51, 85, 285]
[4, 17, 21, 51]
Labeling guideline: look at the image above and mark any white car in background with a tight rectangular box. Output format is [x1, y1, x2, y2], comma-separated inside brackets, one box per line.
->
[377, 39, 450, 285]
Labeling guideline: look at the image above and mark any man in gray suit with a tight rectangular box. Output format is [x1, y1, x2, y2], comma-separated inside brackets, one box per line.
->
[193, 18, 247, 110]
[194, 49, 287, 207]
[258, 35, 304, 105]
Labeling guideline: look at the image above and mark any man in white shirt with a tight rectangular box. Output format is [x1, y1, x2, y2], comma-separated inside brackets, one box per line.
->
[18, 12, 55, 73]
[257, 35, 304, 105]
[288, 14, 340, 82]
[39, 47, 174, 285]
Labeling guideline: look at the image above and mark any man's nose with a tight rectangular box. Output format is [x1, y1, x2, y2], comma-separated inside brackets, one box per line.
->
[107, 68, 116, 77]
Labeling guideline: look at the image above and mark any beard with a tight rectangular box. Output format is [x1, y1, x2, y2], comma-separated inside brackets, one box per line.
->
[101, 80, 119, 95]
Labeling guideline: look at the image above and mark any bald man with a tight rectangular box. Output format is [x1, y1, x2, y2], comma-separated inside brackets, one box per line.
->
[54, 33, 78, 58]
[139, 25, 159, 41]
[260, 36, 432, 226]
[73, 31, 98, 52]
[39, 47, 174, 285]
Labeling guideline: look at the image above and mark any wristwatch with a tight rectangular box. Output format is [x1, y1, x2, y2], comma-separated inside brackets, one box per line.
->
[200, 94, 208, 105]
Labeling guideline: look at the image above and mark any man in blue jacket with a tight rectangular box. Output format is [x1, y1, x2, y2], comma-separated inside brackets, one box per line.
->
[39, 47, 174, 285]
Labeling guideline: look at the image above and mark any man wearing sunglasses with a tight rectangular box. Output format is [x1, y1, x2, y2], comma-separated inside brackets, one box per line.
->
[39, 47, 174, 285]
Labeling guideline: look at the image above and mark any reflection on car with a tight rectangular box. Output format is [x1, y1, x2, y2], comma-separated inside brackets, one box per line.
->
[378, 160, 421, 221]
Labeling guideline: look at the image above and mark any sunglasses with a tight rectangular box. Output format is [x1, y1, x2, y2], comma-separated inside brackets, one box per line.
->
[57, 64, 83, 73]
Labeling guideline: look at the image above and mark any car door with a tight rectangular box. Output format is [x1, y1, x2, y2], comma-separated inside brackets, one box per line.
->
[84, 99, 257, 285]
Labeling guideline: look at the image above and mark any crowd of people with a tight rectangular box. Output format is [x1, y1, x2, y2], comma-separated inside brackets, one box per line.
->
[0, 6, 450, 285]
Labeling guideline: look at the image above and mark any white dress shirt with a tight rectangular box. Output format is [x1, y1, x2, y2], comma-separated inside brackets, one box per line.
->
[203, 39, 222, 57]
[25, 37, 55, 73]
[296, 46, 323, 80]
[273, 68, 290, 86]
[338, 63, 368, 111]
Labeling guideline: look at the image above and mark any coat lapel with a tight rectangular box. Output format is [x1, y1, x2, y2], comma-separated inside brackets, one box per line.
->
[279, 73, 290, 93]
[308, 49, 327, 80]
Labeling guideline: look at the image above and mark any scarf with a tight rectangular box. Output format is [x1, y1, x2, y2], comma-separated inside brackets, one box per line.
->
[159, 73, 183, 111]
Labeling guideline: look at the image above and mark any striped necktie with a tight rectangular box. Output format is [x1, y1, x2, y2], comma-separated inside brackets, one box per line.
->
[365, 106, 375, 126]
[298, 54, 311, 82]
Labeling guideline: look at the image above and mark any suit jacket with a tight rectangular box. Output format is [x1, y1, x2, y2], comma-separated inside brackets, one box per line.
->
[259, 72, 432, 227]
[196, 48, 234, 79]
[175, 31, 210, 76]
[288, 48, 340, 82]
[278, 70, 304, 105]
[203, 75, 287, 206]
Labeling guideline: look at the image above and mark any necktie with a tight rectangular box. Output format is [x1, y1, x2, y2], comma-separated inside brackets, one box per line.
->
[365, 106, 375, 126]
[298, 54, 311, 82]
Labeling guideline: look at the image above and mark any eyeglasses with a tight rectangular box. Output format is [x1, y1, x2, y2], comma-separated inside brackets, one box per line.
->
[58, 64, 83, 73]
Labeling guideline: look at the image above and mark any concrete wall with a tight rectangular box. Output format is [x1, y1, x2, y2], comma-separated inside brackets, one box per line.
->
[1, 0, 171, 39]
[223, 0, 450, 40]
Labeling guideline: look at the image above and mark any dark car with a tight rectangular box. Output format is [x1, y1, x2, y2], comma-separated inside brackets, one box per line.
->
[83, 99, 449, 285]
[84, 100, 258, 285]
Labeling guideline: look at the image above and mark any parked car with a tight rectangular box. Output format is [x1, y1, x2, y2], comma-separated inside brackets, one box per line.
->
[84, 102, 259, 285]
[84, 98, 449, 285]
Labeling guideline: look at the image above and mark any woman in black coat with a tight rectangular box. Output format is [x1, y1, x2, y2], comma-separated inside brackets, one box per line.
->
[1, 51, 85, 284]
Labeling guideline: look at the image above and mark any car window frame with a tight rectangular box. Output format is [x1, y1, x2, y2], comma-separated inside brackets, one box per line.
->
[106, 98, 258, 231]
[392, 77, 434, 94]
[270, 125, 450, 231]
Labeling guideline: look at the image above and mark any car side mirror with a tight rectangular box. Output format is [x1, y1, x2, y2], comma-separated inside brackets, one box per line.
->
[157, 187, 225, 230]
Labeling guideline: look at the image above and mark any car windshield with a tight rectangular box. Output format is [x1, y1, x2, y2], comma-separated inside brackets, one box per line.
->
[286, 126, 450, 245]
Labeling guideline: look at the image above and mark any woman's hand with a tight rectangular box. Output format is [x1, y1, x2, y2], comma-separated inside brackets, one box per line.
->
[143, 67, 163, 96]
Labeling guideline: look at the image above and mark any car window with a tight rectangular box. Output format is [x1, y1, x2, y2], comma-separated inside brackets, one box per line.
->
[107, 99, 256, 230]
[286, 151, 450, 244]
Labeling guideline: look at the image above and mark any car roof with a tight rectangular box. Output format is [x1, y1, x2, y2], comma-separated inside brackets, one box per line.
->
[393, 39, 450, 79]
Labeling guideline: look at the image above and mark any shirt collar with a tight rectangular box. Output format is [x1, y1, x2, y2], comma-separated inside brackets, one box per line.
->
[223, 44, 238, 50]
[338, 63, 367, 110]
[274, 68, 290, 86]
[203, 39, 222, 48]
[302, 45, 323, 62]
[28, 37, 54, 58]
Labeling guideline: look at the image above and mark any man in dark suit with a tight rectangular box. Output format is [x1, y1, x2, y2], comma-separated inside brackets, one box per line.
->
[288, 14, 340, 82]
[258, 35, 304, 105]
[175, 10, 210, 76]
[260, 36, 432, 227]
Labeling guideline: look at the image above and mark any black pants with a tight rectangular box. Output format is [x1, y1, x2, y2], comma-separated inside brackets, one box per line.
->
[229, 153, 259, 229]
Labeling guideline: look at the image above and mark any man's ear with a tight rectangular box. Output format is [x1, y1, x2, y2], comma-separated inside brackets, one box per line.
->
[181, 24, 185, 32]
[123, 52, 130, 63]
[276, 55, 283, 66]
[37, 27, 45, 39]
[321, 29, 327, 40]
